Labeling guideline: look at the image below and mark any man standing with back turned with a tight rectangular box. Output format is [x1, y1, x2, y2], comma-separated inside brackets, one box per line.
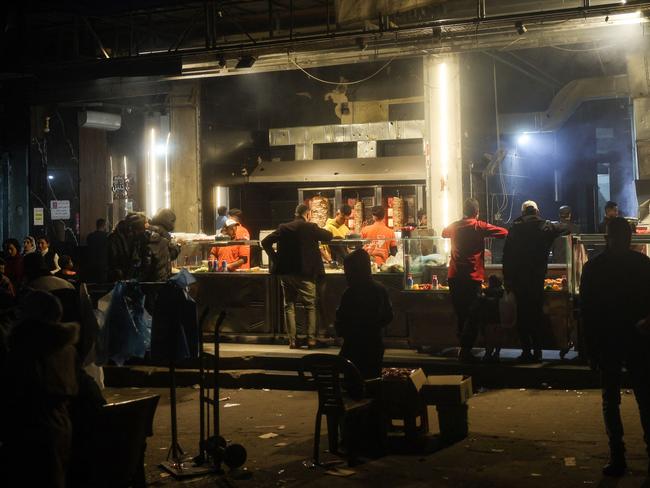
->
[580, 217, 650, 478]
[262, 204, 333, 349]
[442, 198, 508, 362]
[503, 200, 569, 362]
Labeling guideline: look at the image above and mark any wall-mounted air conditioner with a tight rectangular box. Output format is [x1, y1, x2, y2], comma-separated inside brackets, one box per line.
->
[78, 110, 122, 131]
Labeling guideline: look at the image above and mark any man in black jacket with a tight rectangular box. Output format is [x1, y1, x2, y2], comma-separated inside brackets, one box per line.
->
[598, 201, 619, 234]
[262, 204, 333, 349]
[107, 213, 146, 282]
[85, 218, 108, 283]
[503, 200, 569, 362]
[142, 208, 181, 282]
[580, 217, 650, 478]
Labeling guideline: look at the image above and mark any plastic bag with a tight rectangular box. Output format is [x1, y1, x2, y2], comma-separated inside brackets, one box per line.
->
[499, 291, 517, 329]
[97, 281, 152, 366]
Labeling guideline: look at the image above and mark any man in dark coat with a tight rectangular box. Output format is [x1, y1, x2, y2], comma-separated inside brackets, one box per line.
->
[262, 204, 333, 349]
[141, 208, 181, 282]
[580, 217, 650, 478]
[598, 201, 619, 233]
[503, 200, 569, 362]
[107, 213, 146, 281]
[85, 218, 109, 283]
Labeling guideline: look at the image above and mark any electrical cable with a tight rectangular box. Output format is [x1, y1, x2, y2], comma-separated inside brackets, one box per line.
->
[549, 43, 618, 52]
[290, 56, 395, 85]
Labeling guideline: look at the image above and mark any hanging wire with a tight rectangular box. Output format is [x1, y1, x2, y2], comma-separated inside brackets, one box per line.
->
[550, 43, 618, 52]
[289, 56, 395, 85]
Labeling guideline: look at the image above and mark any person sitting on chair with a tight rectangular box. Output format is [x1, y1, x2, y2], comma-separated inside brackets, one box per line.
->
[335, 248, 393, 379]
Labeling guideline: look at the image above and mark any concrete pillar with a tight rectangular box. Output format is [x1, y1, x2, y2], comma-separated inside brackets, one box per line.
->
[627, 51, 650, 219]
[423, 55, 463, 236]
[169, 81, 202, 232]
[79, 128, 110, 240]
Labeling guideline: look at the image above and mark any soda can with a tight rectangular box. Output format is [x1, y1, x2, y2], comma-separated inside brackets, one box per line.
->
[221, 260, 228, 272]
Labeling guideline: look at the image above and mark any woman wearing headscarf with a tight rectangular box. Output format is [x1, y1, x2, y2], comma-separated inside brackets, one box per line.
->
[3, 239, 23, 289]
[335, 248, 393, 379]
[22, 236, 36, 255]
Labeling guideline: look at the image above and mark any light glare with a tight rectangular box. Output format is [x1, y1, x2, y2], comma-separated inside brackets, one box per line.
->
[438, 62, 449, 228]
[518, 133, 530, 145]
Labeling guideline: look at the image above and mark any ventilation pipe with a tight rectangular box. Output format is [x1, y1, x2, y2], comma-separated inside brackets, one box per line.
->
[499, 75, 630, 134]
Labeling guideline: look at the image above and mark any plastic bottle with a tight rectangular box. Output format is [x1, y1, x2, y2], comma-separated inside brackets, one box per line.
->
[431, 274, 439, 290]
[406, 273, 414, 289]
[221, 260, 228, 272]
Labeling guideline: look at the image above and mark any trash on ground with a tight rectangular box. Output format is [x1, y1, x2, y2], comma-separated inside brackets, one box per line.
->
[325, 467, 356, 477]
[277, 425, 286, 430]
[219, 397, 231, 402]
[274, 442, 289, 447]
[531, 473, 542, 477]
[302, 460, 316, 469]
[263, 388, 271, 392]
[277, 469, 285, 475]
[564, 457, 577, 467]
[259, 432, 279, 439]
[223, 403, 240, 408]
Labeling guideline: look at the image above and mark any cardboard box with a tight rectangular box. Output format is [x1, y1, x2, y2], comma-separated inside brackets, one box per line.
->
[382, 368, 427, 415]
[420, 375, 473, 405]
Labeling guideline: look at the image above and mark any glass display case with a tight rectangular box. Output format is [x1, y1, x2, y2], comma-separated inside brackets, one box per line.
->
[173, 237, 265, 272]
[569, 234, 650, 295]
[401, 237, 450, 290]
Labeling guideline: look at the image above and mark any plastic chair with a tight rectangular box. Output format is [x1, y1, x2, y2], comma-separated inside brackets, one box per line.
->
[85, 395, 160, 488]
[301, 353, 376, 466]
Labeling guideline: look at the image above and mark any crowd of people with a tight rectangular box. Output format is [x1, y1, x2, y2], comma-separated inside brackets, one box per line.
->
[0, 198, 647, 482]
[0, 208, 182, 487]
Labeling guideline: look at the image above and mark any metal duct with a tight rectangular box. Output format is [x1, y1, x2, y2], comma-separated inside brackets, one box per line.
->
[499, 75, 630, 134]
[269, 120, 424, 160]
[248, 155, 426, 183]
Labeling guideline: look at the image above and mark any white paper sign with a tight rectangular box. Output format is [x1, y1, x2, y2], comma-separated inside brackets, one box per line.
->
[33, 207, 44, 226]
[50, 200, 70, 220]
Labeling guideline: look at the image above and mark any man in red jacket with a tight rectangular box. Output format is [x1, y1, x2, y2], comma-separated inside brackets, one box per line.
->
[442, 198, 508, 362]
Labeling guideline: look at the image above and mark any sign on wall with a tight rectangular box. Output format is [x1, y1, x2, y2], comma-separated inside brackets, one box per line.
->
[33, 207, 44, 226]
[50, 200, 70, 220]
[112, 175, 130, 199]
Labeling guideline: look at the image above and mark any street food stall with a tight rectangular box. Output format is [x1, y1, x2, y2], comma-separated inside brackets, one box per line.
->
[173, 231, 579, 355]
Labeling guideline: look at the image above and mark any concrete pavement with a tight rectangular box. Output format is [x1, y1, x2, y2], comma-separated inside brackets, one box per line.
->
[103, 386, 650, 487]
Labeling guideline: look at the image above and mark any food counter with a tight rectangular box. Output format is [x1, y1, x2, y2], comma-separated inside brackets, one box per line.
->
[173, 234, 578, 353]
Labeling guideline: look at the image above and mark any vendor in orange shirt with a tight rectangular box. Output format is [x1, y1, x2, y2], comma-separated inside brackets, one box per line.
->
[228, 208, 251, 265]
[209, 219, 249, 271]
[228, 208, 250, 240]
[360, 205, 397, 266]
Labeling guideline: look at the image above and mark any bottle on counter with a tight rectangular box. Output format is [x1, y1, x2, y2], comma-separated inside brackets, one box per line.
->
[406, 273, 414, 289]
[221, 260, 228, 272]
[431, 275, 439, 290]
